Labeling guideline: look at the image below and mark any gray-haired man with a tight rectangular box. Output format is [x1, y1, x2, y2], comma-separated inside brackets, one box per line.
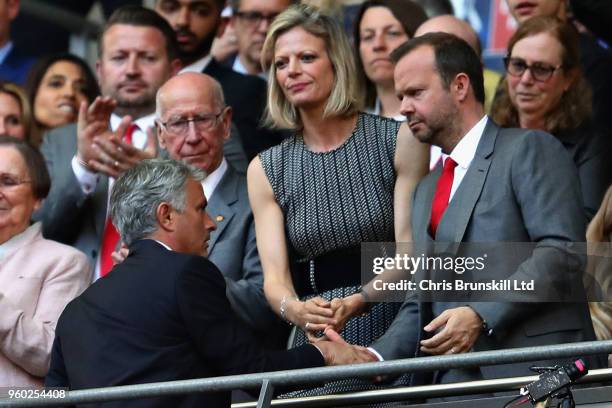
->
[112, 72, 282, 343]
[46, 158, 376, 407]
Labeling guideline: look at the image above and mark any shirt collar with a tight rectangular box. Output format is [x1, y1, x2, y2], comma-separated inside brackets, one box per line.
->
[109, 113, 156, 132]
[202, 158, 227, 200]
[445, 115, 488, 170]
[109, 113, 156, 150]
[0, 41, 13, 65]
[232, 56, 267, 80]
[153, 239, 173, 251]
[179, 54, 213, 74]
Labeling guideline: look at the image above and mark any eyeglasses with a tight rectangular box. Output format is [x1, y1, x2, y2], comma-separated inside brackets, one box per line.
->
[158, 110, 225, 136]
[235, 11, 280, 27]
[504, 57, 562, 82]
[0, 174, 31, 189]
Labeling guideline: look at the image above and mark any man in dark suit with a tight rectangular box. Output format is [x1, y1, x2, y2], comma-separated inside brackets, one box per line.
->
[222, 0, 293, 79]
[367, 33, 598, 386]
[156, 72, 280, 335]
[154, 0, 285, 160]
[35, 6, 246, 278]
[0, 0, 34, 85]
[45, 158, 375, 407]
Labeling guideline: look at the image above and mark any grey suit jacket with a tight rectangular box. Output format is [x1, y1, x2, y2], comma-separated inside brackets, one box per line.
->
[36, 123, 107, 262]
[207, 165, 277, 330]
[372, 119, 597, 383]
[35, 122, 248, 264]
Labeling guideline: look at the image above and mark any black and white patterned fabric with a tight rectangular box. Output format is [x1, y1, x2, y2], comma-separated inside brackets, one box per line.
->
[260, 113, 408, 400]
[259, 112, 399, 262]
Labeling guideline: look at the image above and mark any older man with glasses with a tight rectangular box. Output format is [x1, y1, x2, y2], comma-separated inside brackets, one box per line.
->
[155, 0, 287, 160]
[154, 72, 286, 347]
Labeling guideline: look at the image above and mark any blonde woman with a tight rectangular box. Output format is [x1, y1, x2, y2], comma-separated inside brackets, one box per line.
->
[248, 4, 428, 394]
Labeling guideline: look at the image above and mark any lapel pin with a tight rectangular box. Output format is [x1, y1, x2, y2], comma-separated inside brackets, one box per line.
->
[216, 215, 224, 222]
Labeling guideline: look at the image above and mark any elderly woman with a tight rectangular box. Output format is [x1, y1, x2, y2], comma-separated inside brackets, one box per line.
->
[0, 82, 31, 141]
[248, 4, 428, 394]
[491, 16, 610, 219]
[354, 0, 427, 119]
[0, 136, 91, 387]
[25, 53, 99, 146]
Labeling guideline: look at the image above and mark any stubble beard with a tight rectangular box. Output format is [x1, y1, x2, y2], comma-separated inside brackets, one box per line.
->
[177, 31, 216, 66]
[416, 100, 461, 152]
[113, 92, 157, 118]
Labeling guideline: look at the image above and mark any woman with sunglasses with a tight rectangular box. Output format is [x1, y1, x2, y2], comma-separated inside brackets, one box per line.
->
[491, 16, 610, 219]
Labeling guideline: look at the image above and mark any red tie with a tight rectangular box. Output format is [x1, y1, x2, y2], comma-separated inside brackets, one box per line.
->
[429, 157, 457, 237]
[99, 123, 138, 277]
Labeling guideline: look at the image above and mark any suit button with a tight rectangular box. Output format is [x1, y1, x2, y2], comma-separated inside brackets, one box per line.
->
[216, 215, 224, 222]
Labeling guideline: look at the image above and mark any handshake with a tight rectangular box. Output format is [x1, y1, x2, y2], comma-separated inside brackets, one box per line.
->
[281, 294, 380, 366]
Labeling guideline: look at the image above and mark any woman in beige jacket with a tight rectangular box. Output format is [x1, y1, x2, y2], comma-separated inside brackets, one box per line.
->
[0, 136, 91, 387]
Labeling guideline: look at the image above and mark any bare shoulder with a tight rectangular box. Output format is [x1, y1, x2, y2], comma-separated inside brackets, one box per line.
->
[395, 122, 429, 172]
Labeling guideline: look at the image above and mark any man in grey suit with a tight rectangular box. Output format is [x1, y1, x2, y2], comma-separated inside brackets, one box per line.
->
[367, 33, 598, 386]
[154, 71, 280, 334]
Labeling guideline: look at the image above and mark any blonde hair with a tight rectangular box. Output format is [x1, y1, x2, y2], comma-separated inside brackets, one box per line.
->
[261, 4, 361, 130]
[0, 82, 33, 145]
[587, 185, 612, 342]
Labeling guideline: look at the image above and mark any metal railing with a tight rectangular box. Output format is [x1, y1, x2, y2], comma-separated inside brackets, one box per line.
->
[233, 370, 612, 407]
[1, 340, 611, 407]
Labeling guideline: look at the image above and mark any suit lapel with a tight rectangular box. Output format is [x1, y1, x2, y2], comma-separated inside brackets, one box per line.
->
[438, 120, 497, 242]
[207, 166, 238, 251]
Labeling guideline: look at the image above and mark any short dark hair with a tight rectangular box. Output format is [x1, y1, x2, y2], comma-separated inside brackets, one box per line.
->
[391, 32, 485, 104]
[353, 0, 428, 110]
[100, 5, 178, 61]
[0, 135, 50, 199]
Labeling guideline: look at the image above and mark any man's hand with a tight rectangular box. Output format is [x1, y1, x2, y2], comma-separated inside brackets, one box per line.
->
[76, 97, 116, 168]
[89, 124, 158, 178]
[419, 306, 482, 355]
[111, 243, 129, 266]
[315, 328, 378, 366]
[211, 24, 238, 62]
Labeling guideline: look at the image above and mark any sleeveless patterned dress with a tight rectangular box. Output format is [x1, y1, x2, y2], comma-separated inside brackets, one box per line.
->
[259, 112, 409, 397]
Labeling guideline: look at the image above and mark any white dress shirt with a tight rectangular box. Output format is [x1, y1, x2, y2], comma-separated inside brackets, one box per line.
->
[202, 157, 227, 200]
[443, 115, 488, 202]
[232, 56, 267, 80]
